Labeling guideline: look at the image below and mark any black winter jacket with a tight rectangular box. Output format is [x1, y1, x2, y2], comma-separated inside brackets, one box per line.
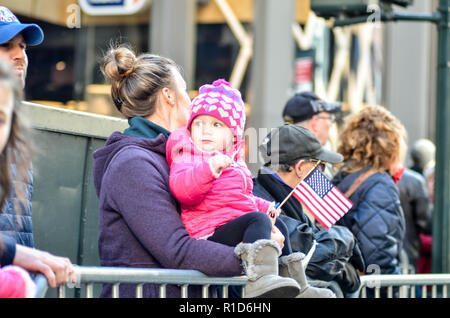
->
[253, 168, 365, 294]
[397, 168, 431, 269]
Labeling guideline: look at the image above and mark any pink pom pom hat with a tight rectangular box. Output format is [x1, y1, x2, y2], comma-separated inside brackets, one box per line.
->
[187, 79, 246, 143]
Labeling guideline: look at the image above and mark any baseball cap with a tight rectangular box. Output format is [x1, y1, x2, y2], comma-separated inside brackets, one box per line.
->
[0, 6, 44, 46]
[282, 92, 341, 124]
[259, 124, 343, 165]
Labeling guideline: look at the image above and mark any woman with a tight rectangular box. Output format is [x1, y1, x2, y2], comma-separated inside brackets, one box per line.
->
[94, 45, 288, 298]
[0, 58, 74, 296]
[333, 105, 406, 278]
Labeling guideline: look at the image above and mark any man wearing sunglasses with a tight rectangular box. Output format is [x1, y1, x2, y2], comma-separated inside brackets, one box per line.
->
[252, 124, 365, 297]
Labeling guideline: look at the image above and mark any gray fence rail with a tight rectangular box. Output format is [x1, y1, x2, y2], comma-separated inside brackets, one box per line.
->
[34, 266, 450, 298]
[359, 273, 450, 298]
[56, 266, 247, 298]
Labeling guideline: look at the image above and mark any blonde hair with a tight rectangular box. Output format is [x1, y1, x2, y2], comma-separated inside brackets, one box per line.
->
[0, 59, 32, 215]
[337, 105, 407, 176]
[101, 44, 181, 118]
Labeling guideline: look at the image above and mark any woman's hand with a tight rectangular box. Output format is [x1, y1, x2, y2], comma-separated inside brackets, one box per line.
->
[13, 244, 76, 288]
[271, 225, 285, 250]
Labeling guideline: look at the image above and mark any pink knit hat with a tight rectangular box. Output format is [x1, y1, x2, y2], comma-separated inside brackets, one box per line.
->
[187, 79, 246, 142]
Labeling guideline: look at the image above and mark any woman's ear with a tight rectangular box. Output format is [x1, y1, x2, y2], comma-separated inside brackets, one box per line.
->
[161, 87, 175, 106]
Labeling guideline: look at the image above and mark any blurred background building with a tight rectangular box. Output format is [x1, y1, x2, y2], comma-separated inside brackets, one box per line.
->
[2, 0, 438, 162]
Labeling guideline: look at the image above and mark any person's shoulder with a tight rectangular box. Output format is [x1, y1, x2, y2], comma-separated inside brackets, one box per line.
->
[365, 173, 396, 194]
[111, 143, 155, 161]
[401, 168, 426, 183]
[107, 142, 168, 179]
[252, 179, 272, 200]
[363, 173, 402, 209]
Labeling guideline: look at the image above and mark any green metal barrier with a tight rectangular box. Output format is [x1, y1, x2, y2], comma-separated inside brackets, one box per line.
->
[23, 102, 128, 297]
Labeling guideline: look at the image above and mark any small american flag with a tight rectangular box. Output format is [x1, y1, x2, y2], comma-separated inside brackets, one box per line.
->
[293, 168, 353, 229]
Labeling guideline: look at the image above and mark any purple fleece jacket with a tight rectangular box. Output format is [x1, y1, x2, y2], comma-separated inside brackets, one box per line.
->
[93, 131, 242, 298]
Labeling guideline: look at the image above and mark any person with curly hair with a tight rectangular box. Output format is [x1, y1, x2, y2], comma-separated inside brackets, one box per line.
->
[332, 105, 406, 279]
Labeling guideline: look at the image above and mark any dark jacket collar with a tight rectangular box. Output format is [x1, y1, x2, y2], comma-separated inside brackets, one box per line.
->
[124, 116, 170, 139]
[254, 168, 315, 227]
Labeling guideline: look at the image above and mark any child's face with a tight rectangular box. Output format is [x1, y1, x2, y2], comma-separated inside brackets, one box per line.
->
[0, 83, 13, 154]
[191, 115, 234, 153]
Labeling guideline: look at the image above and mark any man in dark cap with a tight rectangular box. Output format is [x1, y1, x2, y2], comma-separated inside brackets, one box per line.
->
[282, 92, 341, 145]
[0, 6, 44, 87]
[252, 124, 365, 296]
[257, 124, 343, 223]
[0, 6, 44, 249]
[0, 7, 77, 290]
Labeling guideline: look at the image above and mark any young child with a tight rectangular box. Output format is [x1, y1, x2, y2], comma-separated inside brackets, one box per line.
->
[166, 79, 280, 247]
[166, 79, 335, 298]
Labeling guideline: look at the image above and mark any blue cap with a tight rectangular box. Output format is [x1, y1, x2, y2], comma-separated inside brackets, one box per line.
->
[0, 6, 44, 46]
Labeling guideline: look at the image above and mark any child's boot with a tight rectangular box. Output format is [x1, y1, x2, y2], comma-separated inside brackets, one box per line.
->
[234, 239, 300, 298]
[279, 242, 336, 298]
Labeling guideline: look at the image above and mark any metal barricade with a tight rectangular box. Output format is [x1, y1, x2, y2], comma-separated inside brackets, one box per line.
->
[359, 273, 450, 298]
[34, 274, 49, 298]
[55, 266, 247, 298]
[38, 265, 450, 299]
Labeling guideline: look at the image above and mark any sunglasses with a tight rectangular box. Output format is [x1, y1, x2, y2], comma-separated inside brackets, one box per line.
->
[316, 114, 336, 123]
[308, 159, 326, 172]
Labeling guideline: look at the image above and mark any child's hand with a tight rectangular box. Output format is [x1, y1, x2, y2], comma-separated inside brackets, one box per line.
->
[266, 202, 280, 225]
[271, 225, 285, 250]
[210, 154, 232, 176]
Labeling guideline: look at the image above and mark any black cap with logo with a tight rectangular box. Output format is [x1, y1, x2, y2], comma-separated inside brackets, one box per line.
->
[282, 92, 341, 124]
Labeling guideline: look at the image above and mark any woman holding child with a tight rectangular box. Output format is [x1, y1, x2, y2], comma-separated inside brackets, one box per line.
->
[94, 45, 327, 298]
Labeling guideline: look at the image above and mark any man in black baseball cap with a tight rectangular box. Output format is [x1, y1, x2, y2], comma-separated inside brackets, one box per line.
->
[257, 124, 343, 220]
[0, 6, 44, 87]
[260, 124, 343, 167]
[252, 126, 364, 295]
[282, 92, 341, 145]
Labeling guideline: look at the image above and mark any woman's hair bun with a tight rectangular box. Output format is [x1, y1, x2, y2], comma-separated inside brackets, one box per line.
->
[102, 46, 137, 81]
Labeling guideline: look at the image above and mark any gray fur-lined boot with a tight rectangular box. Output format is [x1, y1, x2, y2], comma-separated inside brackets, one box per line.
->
[234, 239, 301, 298]
[279, 242, 336, 298]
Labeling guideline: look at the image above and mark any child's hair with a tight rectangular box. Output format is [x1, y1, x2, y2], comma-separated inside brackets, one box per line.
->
[337, 105, 407, 176]
[101, 43, 181, 119]
[0, 59, 32, 215]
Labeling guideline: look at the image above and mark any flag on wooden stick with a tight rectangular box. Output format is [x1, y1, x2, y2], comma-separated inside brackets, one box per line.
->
[293, 168, 353, 229]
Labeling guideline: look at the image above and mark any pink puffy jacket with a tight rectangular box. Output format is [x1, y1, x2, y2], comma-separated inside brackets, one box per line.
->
[0, 265, 35, 298]
[166, 127, 272, 239]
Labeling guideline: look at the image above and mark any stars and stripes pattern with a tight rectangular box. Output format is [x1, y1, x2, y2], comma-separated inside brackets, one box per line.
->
[293, 168, 353, 229]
